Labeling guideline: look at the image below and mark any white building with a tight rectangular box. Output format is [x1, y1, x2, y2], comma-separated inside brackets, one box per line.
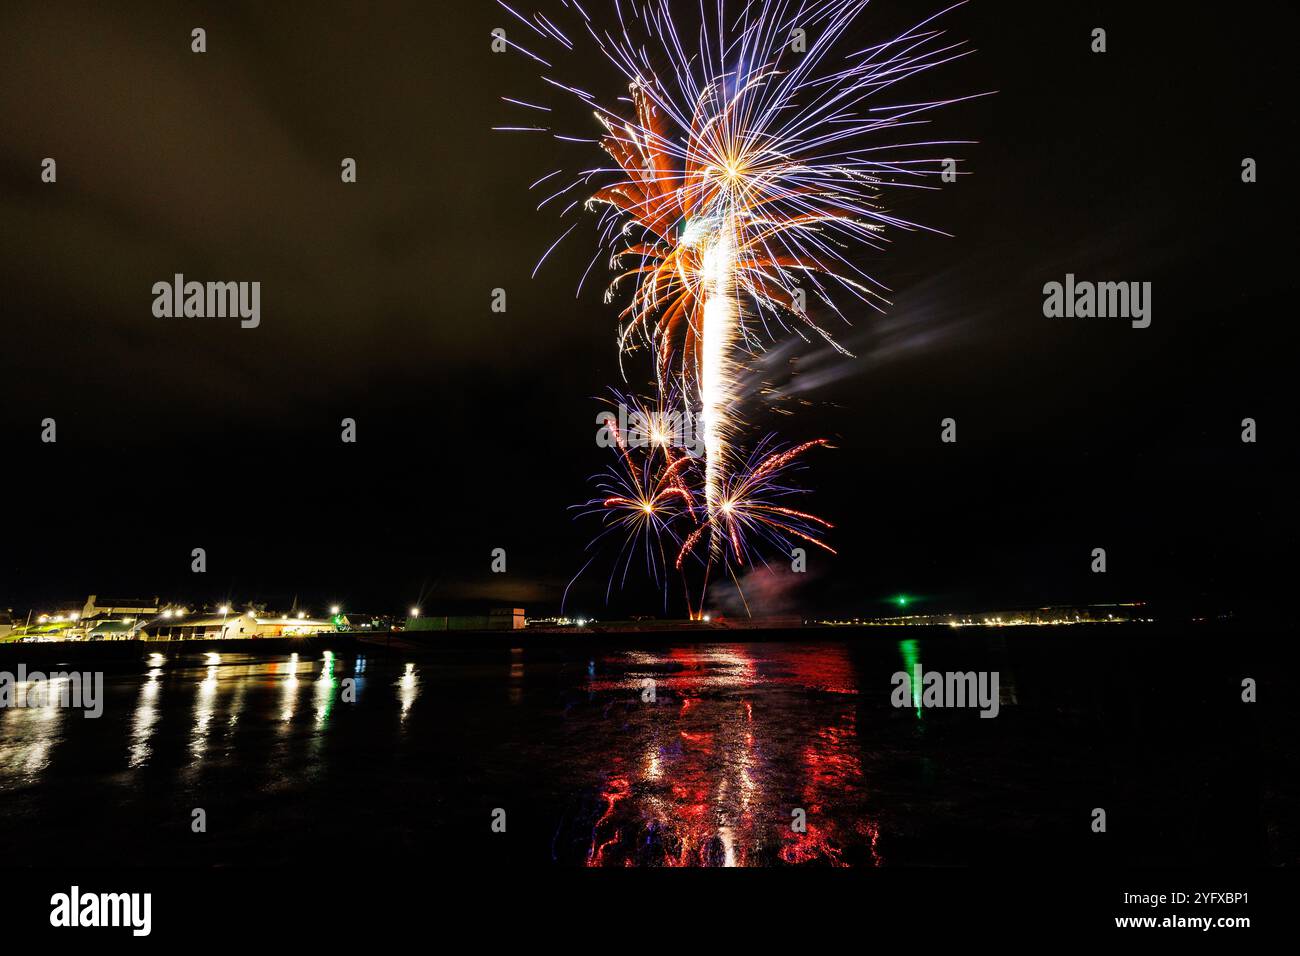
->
[139, 612, 334, 641]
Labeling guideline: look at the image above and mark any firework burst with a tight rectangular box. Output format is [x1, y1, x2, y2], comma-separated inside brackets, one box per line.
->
[500, 0, 977, 614]
[573, 390, 699, 602]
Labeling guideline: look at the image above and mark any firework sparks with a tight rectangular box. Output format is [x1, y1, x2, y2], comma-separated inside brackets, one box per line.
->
[573, 391, 698, 602]
[503, 0, 977, 613]
[677, 436, 837, 572]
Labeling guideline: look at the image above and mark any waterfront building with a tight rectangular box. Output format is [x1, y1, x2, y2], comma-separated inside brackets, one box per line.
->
[86, 620, 135, 640]
[139, 612, 334, 641]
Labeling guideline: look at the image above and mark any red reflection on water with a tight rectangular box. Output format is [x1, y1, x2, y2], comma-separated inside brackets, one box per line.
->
[582, 643, 881, 866]
[778, 711, 881, 866]
[776, 645, 861, 695]
[587, 772, 631, 867]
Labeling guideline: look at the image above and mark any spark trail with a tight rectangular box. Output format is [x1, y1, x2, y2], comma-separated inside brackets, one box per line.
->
[500, 0, 979, 614]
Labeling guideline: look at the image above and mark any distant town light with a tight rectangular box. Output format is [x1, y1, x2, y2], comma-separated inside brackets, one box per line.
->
[162, 610, 173, 619]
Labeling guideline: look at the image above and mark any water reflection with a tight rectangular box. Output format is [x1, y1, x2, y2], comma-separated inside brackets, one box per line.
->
[779, 709, 880, 865]
[398, 663, 419, 723]
[580, 644, 880, 866]
[899, 639, 923, 719]
[128, 666, 162, 768]
[279, 653, 301, 724]
[190, 657, 221, 761]
[349, 655, 367, 702]
[0, 678, 67, 785]
[508, 647, 524, 705]
[0, 639, 1133, 867]
[226, 666, 249, 731]
[313, 652, 336, 729]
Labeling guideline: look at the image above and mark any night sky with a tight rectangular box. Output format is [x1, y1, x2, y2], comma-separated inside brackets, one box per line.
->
[0, 1, 1292, 619]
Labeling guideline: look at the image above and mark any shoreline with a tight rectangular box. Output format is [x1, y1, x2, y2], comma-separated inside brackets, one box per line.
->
[0, 619, 1252, 666]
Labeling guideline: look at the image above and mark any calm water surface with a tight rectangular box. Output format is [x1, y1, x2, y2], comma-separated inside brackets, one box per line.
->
[0, 633, 1293, 866]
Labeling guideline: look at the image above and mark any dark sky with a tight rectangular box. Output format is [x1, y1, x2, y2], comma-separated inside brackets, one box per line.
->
[0, 1, 1293, 618]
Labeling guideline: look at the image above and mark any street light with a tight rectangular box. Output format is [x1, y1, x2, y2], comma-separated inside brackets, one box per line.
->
[409, 607, 420, 618]
[330, 605, 341, 616]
